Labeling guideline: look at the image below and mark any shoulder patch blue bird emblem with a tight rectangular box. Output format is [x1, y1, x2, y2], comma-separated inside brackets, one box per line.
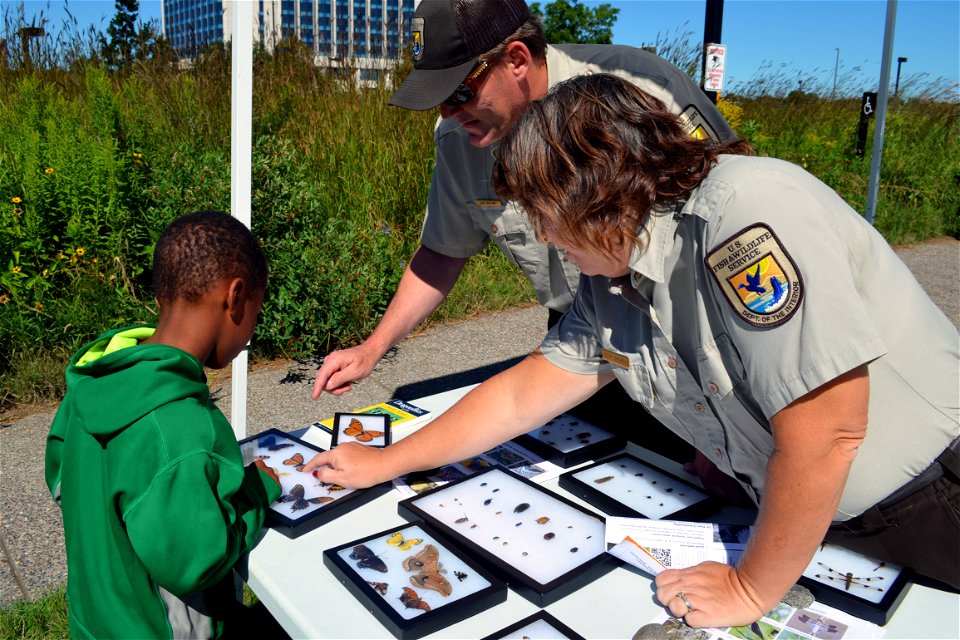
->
[704, 224, 803, 328]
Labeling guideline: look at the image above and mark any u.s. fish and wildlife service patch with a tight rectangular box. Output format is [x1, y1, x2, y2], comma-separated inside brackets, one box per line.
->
[411, 18, 424, 61]
[705, 224, 803, 328]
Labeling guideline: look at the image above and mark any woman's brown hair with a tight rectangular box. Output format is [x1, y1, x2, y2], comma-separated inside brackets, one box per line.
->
[492, 73, 753, 258]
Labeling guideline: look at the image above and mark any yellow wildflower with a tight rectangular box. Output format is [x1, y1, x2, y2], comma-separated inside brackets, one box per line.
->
[42, 269, 49, 277]
[0, 294, 9, 304]
[10, 196, 21, 204]
[70, 255, 77, 264]
[76, 247, 85, 256]
[57, 252, 66, 260]
[12, 266, 21, 274]
[45, 167, 54, 175]
[34, 301, 44, 312]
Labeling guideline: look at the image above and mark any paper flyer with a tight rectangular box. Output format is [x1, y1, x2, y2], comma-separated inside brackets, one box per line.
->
[605, 517, 751, 575]
[644, 599, 884, 640]
[313, 398, 432, 433]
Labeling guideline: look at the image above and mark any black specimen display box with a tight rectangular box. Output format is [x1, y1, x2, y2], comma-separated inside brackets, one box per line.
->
[558, 453, 718, 521]
[398, 466, 619, 606]
[480, 610, 587, 640]
[239, 428, 391, 538]
[798, 542, 912, 626]
[323, 521, 507, 640]
[511, 413, 625, 468]
[330, 412, 392, 448]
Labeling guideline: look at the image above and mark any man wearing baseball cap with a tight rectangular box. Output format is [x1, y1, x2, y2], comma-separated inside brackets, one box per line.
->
[313, 0, 739, 469]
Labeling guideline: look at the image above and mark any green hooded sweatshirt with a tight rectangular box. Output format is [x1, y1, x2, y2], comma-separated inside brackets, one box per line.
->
[45, 326, 281, 639]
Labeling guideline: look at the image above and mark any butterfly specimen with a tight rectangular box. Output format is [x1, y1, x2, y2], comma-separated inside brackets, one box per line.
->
[343, 418, 384, 443]
[367, 581, 388, 596]
[278, 484, 334, 511]
[814, 562, 884, 592]
[350, 544, 387, 573]
[283, 452, 305, 471]
[387, 531, 424, 551]
[402, 544, 452, 596]
[399, 586, 430, 612]
[258, 435, 294, 451]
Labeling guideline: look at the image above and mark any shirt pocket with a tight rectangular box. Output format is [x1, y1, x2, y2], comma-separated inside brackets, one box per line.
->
[696, 333, 744, 399]
[467, 201, 543, 274]
[610, 361, 656, 407]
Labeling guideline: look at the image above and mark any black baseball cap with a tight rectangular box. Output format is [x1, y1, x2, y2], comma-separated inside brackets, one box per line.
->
[388, 0, 532, 111]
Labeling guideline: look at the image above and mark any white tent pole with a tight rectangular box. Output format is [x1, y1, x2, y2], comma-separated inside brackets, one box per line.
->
[865, 0, 898, 225]
[230, 0, 254, 440]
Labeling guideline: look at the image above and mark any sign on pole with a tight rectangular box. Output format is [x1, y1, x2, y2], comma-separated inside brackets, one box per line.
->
[703, 43, 727, 92]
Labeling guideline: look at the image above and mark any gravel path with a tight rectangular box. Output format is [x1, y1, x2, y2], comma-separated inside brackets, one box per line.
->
[1, 237, 956, 608]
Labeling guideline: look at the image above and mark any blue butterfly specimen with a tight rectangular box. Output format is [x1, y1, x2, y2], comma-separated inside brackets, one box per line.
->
[258, 435, 294, 451]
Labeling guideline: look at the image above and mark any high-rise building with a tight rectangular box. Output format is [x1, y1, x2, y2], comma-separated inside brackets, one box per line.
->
[161, 1, 417, 81]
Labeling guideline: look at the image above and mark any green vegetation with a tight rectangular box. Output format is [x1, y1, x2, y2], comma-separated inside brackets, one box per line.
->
[0, 588, 69, 639]
[1, 14, 958, 417]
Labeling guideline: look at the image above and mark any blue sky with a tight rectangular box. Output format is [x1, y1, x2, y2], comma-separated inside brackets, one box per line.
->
[7, 0, 959, 97]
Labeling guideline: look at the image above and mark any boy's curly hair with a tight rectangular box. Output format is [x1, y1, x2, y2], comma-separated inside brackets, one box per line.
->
[152, 211, 267, 304]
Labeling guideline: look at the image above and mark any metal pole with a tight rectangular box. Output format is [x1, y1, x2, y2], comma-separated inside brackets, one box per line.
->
[701, 0, 724, 103]
[865, 0, 898, 226]
[231, 0, 254, 440]
[833, 48, 839, 97]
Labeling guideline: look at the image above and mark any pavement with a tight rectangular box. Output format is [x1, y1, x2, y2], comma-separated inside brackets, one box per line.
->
[1, 237, 957, 609]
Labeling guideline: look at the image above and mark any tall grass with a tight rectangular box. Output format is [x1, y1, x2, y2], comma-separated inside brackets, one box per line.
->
[1, 14, 958, 411]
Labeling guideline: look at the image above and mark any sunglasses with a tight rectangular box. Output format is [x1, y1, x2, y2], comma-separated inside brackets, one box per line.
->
[443, 61, 491, 106]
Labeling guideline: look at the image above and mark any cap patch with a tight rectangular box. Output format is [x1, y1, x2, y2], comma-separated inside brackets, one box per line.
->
[705, 224, 803, 328]
[677, 105, 719, 142]
[411, 17, 424, 61]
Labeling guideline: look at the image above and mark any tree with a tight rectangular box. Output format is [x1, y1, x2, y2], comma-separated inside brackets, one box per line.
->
[530, 0, 620, 45]
[102, 0, 140, 69]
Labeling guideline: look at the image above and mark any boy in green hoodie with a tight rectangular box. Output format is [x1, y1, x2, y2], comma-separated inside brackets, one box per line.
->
[45, 210, 283, 639]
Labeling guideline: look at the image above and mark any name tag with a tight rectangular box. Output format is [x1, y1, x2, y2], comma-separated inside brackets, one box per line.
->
[475, 199, 502, 207]
[602, 348, 630, 369]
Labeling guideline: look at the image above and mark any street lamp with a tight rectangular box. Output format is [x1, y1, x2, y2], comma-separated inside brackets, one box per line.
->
[894, 56, 908, 97]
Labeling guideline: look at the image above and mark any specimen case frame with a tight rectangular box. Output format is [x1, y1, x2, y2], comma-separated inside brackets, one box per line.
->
[558, 452, 718, 521]
[510, 413, 626, 468]
[797, 542, 912, 626]
[479, 610, 587, 640]
[323, 520, 507, 640]
[330, 412, 392, 448]
[238, 428, 391, 538]
[397, 465, 619, 606]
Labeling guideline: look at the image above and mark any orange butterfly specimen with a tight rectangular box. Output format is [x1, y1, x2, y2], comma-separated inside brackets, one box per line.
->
[399, 587, 430, 612]
[283, 452, 305, 471]
[402, 544, 452, 596]
[344, 418, 385, 443]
